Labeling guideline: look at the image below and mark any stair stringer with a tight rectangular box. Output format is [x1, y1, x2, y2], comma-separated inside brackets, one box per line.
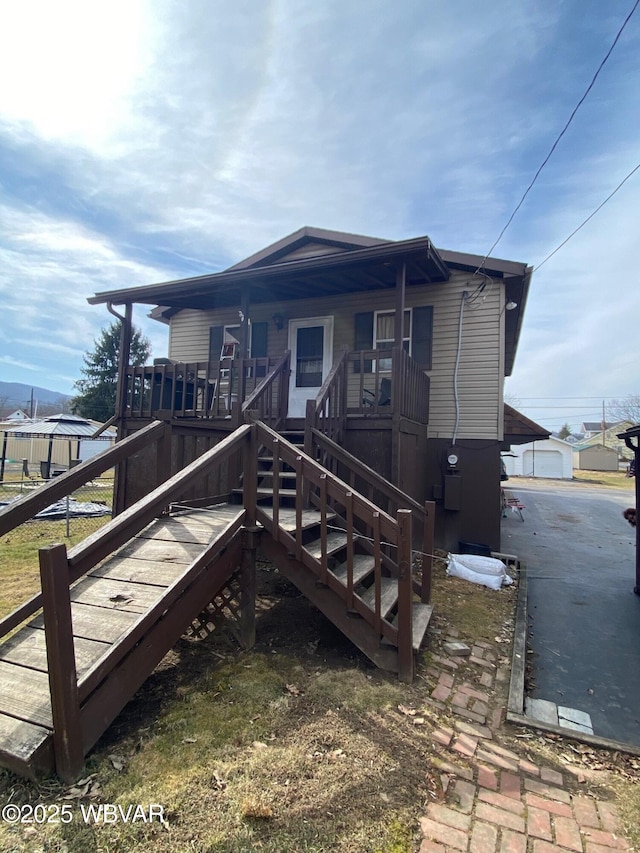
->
[259, 533, 401, 674]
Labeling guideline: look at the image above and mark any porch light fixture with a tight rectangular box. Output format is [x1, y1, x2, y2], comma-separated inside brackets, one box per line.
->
[272, 312, 285, 331]
[499, 299, 518, 318]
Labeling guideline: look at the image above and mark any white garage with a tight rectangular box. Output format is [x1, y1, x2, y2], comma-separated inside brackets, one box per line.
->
[522, 448, 563, 478]
[503, 436, 573, 480]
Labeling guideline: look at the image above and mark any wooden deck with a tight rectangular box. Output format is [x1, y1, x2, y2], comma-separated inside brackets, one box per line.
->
[0, 504, 244, 779]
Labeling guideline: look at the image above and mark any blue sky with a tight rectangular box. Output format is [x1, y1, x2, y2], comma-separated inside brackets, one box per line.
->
[0, 0, 638, 432]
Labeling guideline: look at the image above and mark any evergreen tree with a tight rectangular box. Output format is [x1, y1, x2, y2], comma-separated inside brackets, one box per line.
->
[558, 422, 572, 440]
[71, 321, 150, 421]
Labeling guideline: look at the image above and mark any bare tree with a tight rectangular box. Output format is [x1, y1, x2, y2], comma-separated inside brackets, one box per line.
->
[607, 394, 640, 425]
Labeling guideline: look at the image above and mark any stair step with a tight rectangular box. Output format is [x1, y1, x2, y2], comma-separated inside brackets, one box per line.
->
[232, 487, 298, 499]
[306, 532, 348, 560]
[332, 554, 375, 586]
[257, 471, 298, 482]
[382, 603, 434, 652]
[410, 603, 434, 651]
[260, 508, 336, 533]
[359, 577, 398, 618]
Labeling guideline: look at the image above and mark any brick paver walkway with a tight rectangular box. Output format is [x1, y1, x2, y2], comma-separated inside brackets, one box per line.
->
[419, 637, 635, 852]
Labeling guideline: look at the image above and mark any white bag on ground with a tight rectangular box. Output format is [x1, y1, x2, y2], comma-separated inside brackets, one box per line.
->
[446, 553, 513, 590]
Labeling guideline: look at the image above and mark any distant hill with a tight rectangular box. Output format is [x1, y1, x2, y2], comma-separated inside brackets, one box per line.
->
[0, 381, 71, 413]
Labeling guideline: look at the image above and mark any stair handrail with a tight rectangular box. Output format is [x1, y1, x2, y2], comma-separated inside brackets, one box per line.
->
[67, 424, 252, 579]
[305, 345, 349, 450]
[308, 427, 434, 603]
[242, 350, 291, 428]
[253, 419, 416, 680]
[0, 423, 250, 640]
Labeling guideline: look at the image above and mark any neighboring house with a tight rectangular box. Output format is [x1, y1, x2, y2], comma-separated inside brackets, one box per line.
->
[581, 421, 615, 440]
[89, 226, 539, 552]
[3, 409, 30, 422]
[573, 420, 633, 462]
[503, 434, 573, 479]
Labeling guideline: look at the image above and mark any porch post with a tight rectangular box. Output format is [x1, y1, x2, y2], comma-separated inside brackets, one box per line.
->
[394, 261, 406, 348]
[113, 302, 133, 517]
[116, 303, 133, 421]
[238, 286, 250, 406]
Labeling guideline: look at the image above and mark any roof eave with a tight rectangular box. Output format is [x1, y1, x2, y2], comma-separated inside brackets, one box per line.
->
[88, 235, 450, 308]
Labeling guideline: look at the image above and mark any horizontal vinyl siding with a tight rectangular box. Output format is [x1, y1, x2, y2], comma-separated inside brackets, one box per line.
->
[167, 273, 504, 440]
[425, 273, 502, 441]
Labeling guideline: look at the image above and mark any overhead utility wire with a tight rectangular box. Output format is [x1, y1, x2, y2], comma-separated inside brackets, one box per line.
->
[471, 0, 639, 278]
[535, 161, 640, 269]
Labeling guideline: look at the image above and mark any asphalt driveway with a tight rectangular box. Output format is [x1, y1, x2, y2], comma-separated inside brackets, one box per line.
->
[500, 477, 640, 747]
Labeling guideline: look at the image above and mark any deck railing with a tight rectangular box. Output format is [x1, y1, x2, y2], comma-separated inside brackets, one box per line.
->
[122, 347, 428, 425]
[124, 357, 287, 421]
[242, 350, 291, 429]
[304, 345, 349, 451]
[307, 427, 434, 603]
[346, 346, 430, 421]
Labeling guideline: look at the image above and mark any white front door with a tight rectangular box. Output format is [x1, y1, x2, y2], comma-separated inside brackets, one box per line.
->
[287, 317, 334, 418]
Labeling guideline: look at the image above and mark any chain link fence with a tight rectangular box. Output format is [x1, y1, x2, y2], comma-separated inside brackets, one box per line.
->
[0, 461, 114, 541]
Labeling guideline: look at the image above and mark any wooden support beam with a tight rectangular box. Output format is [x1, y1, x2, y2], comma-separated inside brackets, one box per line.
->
[421, 501, 435, 604]
[239, 526, 260, 649]
[396, 509, 414, 684]
[394, 262, 406, 349]
[39, 544, 84, 783]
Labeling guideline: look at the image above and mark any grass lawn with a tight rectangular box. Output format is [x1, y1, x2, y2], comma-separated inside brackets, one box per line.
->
[572, 469, 635, 488]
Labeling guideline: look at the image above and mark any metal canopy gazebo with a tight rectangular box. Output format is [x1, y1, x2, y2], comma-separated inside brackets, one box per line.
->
[0, 414, 114, 481]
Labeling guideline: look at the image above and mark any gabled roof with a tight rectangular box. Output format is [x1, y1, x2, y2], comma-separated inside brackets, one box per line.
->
[227, 226, 389, 270]
[582, 421, 614, 432]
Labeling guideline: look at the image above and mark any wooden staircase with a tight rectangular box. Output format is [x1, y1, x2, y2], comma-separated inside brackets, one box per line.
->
[0, 417, 433, 781]
[242, 421, 433, 681]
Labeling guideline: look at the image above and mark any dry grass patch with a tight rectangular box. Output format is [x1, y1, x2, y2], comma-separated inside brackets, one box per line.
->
[0, 517, 108, 616]
[572, 469, 635, 489]
[428, 552, 517, 642]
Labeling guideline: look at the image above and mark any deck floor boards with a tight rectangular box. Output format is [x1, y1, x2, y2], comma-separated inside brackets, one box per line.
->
[0, 627, 108, 676]
[0, 503, 244, 776]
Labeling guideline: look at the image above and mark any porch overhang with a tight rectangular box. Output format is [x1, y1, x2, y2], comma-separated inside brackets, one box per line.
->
[502, 404, 550, 448]
[89, 236, 450, 312]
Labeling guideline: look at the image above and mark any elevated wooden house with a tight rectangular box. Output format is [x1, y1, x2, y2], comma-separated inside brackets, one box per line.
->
[90, 227, 535, 552]
[0, 228, 541, 780]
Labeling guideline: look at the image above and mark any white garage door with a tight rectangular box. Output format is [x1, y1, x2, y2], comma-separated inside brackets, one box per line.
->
[522, 449, 563, 478]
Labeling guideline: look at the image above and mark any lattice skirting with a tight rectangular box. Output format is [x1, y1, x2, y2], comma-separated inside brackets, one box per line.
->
[182, 569, 247, 643]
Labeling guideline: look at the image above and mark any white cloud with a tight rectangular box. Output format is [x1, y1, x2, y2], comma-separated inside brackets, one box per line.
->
[0, 0, 639, 421]
[0, 0, 149, 149]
